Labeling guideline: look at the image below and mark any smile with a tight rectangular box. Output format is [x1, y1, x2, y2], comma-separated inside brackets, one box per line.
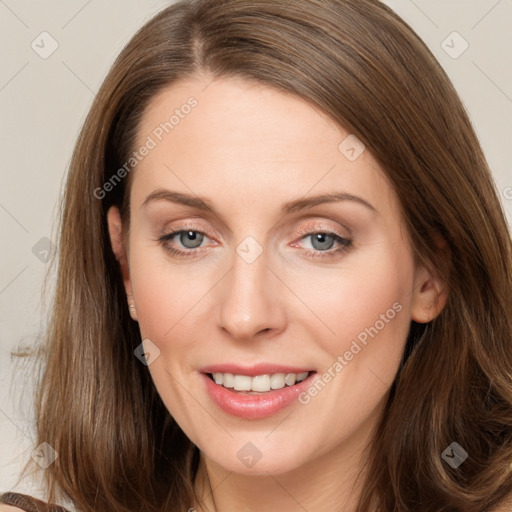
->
[200, 365, 317, 419]
[208, 371, 310, 393]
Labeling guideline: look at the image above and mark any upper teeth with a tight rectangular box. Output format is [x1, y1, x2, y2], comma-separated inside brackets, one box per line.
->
[212, 372, 309, 392]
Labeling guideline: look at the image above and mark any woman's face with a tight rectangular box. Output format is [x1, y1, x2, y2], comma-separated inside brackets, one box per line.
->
[108, 76, 439, 476]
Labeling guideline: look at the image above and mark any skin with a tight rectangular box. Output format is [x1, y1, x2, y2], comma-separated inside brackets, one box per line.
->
[107, 75, 447, 512]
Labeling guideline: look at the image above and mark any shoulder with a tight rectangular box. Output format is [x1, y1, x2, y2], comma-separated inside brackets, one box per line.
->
[0, 505, 24, 511]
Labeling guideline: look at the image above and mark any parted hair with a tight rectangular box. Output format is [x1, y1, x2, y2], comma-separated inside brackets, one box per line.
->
[22, 0, 512, 510]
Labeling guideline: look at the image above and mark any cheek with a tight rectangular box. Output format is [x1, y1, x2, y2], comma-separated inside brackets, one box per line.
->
[286, 245, 414, 454]
[284, 242, 415, 356]
[127, 245, 214, 424]
[128, 244, 216, 341]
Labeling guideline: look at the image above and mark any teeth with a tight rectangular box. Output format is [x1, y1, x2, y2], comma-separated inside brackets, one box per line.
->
[234, 375, 252, 391]
[285, 373, 296, 386]
[252, 374, 271, 392]
[210, 371, 310, 392]
[296, 371, 308, 382]
[270, 373, 286, 390]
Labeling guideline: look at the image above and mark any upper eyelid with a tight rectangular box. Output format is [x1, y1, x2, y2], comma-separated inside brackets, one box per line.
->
[161, 226, 216, 242]
[162, 217, 350, 237]
[161, 225, 348, 237]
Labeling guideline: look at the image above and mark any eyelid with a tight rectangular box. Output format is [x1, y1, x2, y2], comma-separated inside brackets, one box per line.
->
[160, 222, 217, 241]
[158, 219, 353, 259]
[294, 219, 351, 239]
[160, 216, 350, 238]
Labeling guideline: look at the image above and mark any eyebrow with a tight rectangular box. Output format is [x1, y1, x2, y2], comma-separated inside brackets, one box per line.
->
[141, 189, 376, 215]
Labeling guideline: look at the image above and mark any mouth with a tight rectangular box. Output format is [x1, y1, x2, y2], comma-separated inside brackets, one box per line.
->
[205, 371, 312, 394]
[200, 367, 317, 419]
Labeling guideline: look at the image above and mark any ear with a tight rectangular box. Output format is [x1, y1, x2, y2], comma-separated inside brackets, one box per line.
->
[410, 262, 449, 323]
[107, 206, 137, 321]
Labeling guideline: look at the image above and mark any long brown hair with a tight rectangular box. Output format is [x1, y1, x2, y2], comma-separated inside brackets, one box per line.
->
[24, 0, 512, 510]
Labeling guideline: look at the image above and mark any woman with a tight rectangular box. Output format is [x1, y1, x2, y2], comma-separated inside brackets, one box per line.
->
[1, 0, 511, 510]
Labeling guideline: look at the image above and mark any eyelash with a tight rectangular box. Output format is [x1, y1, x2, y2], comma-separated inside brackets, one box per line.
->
[157, 225, 353, 260]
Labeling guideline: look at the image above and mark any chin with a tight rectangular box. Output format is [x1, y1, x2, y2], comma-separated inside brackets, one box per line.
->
[202, 437, 311, 476]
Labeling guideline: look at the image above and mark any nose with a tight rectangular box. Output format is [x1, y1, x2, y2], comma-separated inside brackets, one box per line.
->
[216, 248, 287, 341]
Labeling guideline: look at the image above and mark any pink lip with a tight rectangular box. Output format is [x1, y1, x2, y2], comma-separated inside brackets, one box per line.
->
[199, 363, 314, 376]
[200, 370, 317, 420]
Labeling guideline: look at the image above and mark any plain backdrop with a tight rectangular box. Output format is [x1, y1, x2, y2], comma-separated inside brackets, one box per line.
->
[1, 0, 511, 496]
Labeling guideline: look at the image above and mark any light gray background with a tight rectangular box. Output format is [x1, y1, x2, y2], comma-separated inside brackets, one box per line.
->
[1, 0, 511, 495]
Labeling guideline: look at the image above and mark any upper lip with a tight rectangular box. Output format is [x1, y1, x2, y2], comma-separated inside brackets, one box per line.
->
[199, 363, 315, 377]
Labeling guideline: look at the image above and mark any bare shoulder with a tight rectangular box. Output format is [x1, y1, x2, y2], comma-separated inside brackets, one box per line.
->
[0, 505, 25, 512]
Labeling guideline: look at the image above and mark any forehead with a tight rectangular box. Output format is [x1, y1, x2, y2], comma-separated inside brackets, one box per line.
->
[131, 76, 397, 220]
[136, 76, 336, 157]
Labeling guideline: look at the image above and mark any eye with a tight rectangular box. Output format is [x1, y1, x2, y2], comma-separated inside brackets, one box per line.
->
[158, 228, 212, 257]
[157, 225, 352, 260]
[306, 233, 337, 251]
[174, 230, 205, 249]
[292, 230, 353, 260]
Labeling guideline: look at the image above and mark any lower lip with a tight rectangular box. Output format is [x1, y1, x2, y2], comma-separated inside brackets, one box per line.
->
[201, 372, 316, 419]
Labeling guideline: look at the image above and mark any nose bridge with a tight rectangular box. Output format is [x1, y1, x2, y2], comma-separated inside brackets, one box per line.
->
[217, 244, 284, 339]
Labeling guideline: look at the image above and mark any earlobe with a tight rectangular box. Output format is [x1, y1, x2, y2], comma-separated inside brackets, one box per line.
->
[107, 206, 138, 321]
[410, 265, 449, 323]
